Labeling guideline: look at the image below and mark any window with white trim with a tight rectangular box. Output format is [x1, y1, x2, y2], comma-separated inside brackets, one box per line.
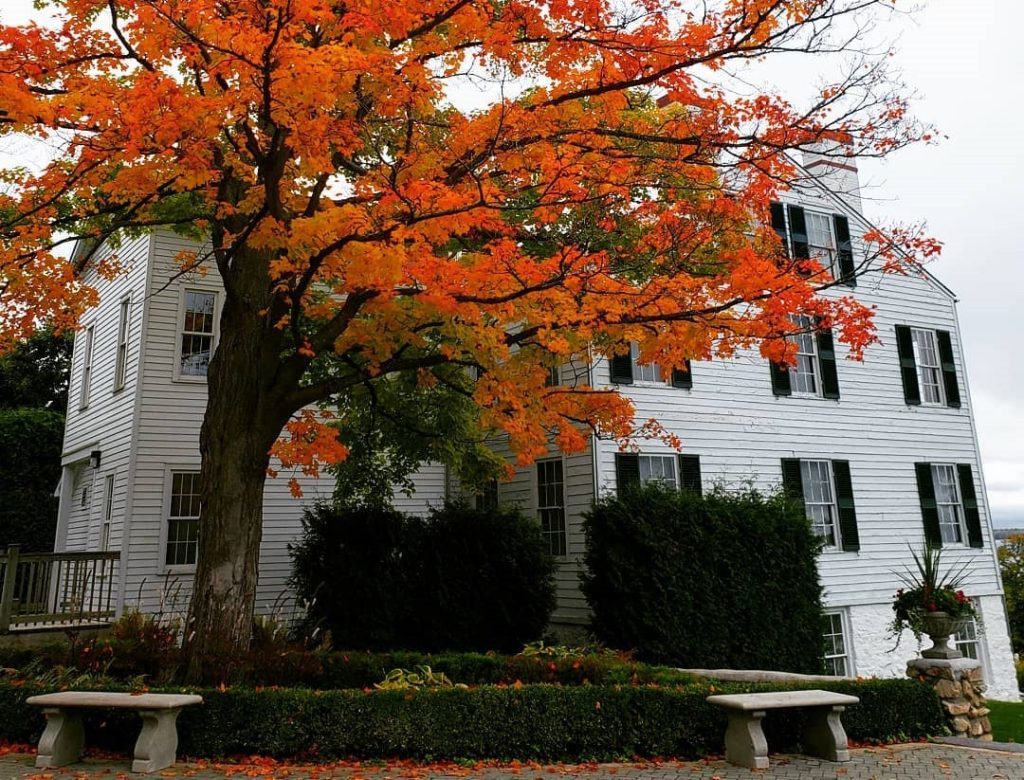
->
[911, 328, 944, 404]
[166, 471, 201, 566]
[79, 325, 95, 409]
[114, 298, 131, 390]
[101, 473, 114, 551]
[806, 211, 836, 269]
[536, 459, 566, 556]
[630, 343, 662, 383]
[954, 613, 981, 662]
[638, 455, 678, 488]
[800, 460, 839, 548]
[932, 463, 966, 545]
[823, 611, 851, 676]
[179, 291, 217, 377]
[789, 315, 819, 395]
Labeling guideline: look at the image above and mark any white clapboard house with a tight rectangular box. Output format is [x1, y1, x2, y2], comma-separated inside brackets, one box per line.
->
[51, 151, 1019, 699]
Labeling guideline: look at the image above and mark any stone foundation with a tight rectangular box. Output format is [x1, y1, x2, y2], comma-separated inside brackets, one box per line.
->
[907, 657, 993, 741]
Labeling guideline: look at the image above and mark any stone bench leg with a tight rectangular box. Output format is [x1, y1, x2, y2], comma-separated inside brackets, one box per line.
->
[722, 709, 769, 770]
[36, 707, 85, 768]
[132, 708, 184, 773]
[802, 705, 851, 762]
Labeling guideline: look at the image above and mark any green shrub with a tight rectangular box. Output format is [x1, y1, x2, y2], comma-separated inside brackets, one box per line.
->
[291, 501, 556, 653]
[0, 677, 944, 761]
[582, 484, 826, 673]
[1016, 659, 1024, 694]
[0, 408, 64, 551]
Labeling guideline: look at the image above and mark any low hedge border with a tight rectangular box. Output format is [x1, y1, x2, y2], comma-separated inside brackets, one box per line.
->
[0, 678, 945, 761]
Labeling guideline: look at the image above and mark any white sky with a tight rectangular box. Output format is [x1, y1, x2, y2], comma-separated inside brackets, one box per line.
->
[3, 1, 1021, 524]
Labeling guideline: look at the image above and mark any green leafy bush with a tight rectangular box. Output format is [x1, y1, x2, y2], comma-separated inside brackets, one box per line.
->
[0, 408, 64, 551]
[0, 677, 944, 761]
[582, 484, 826, 673]
[291, 501, 557, 653]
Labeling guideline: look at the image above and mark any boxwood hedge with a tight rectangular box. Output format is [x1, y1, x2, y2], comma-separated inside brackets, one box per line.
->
[0, 678, 944, 761]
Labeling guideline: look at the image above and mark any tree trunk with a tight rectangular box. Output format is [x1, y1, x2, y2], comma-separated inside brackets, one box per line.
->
[182, 249, 287, 683]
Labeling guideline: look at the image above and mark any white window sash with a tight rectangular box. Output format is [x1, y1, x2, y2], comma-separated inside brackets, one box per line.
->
[931, 463, 966, 545]
[801, 460, 840, 548]
[115, 298, 130, 390]
[79, 326, 95, 409]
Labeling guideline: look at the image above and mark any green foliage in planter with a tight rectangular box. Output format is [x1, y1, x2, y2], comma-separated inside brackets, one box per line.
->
[0, 677, 944, 761]
[581, 484, 827, 673]
[290, 501, 556, 653]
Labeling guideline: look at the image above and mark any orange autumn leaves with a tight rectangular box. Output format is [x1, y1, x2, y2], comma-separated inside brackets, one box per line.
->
[1, 0, 935, 470]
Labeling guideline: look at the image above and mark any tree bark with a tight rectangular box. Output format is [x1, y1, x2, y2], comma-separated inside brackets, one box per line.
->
[182, 245, 288, 683]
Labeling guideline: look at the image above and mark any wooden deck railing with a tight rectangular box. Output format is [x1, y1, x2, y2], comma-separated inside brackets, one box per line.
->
[0, 546, 120, 633]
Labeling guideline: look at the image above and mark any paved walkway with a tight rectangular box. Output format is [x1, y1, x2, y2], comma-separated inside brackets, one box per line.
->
[0, 744, 1022, 780]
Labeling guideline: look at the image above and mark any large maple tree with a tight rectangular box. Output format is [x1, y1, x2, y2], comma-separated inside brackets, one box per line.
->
[1, 0, 938, 678]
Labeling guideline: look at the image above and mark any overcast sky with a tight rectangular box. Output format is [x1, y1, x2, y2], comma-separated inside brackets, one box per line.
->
[3, 2, 1021, 524]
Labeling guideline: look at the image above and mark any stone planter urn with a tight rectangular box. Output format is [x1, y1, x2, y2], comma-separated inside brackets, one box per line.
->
[918, 610, 969, 660]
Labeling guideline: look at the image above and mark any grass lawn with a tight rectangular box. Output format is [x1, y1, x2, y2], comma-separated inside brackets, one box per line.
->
[988, 700, 1024, 742]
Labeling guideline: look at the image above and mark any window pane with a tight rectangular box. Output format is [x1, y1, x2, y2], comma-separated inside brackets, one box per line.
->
[822, 612, 849, 677]
[537, 460, 566, 556]
[800, 460, 838, 547]
[912, 329, 944, 404]
[932, 464, 964, 544]
[167, 471, 201, 566]
[631, 343, 662, 382]
[788, 316, 819, 395]
[180, 334, 213, 376]
[639, 455, 677, 487]
[806, 212, 835, 268]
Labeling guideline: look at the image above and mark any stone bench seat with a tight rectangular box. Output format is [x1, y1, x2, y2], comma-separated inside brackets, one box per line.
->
[27, 691, 202, 773]
[707, 689, 859, 770]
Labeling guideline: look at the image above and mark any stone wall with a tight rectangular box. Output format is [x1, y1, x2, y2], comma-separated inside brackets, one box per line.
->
[907, 657, 992, 740]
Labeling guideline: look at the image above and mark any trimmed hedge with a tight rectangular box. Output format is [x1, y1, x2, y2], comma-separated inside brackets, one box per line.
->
[582, 485, 826, 673]
[0, 678, 944, 761]
[291, 502, 556, 653]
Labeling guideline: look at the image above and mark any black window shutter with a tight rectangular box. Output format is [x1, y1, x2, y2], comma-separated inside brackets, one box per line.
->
[935, 330, 961, 408]
[831, 460, 860, 552]
[957, 464, 983, 548]
[915, 462, 942, 548]
[895, 325, 921, 405]
[678, 454, 702, 495]
[615, 453, 640, 497]
[781, 458, 804, 502]
[770, 361, 792, 396]
[610, 351, 633, 384]
[671, 360, 693, 389]
[816, 327, 841, 399]
[787, 205, 810, 259]
[832, 214, 856, 286]
[770, 201, 789, 256]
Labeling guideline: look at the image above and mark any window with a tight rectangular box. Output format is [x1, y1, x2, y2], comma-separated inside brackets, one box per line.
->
[932, 464, 965, 545]
[800, 460, 839, 548]
[114, 298, 131, 390]
[789, 315, 819, 395]
[79, 325, 95, 409]
[166, 471, 201, 566]
[101, 474, 114, 551]
[823, 612, 851, 676]
[638, 455, 677, 488]
[475, 479, 498, 512]
[545, 364, 561, 387]
[911, 328, 944, 405]
[536, 459, 566, 556]
[179, 291, 217, 377]
[954, 613, 982, 662]
[631, 343, 662, 383]
[805, 211, 836, 268]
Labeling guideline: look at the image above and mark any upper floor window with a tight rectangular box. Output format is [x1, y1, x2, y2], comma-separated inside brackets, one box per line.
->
[79, 325, 95, 410]
[609, 343, 692, 388]
[166, 471, 201, 567]
[822, 611, 851, 676]
[114, 297, 131, 390]
[179, 290, 217, 378]
[895, 325, 961, 408]
[915, 462, 983, 549]
[770, 318, 840, 399]
[769, 202, 856, 286]
[536, 458, 567, 557]
[781, 458, 859, 552]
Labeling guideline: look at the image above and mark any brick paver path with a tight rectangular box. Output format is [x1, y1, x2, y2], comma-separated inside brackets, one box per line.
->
[0, 744, 1022, 780]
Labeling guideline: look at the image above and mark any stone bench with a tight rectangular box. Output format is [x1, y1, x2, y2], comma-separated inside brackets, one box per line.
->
[707, 689, 859, 770]
[27, 691, 202, 773]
